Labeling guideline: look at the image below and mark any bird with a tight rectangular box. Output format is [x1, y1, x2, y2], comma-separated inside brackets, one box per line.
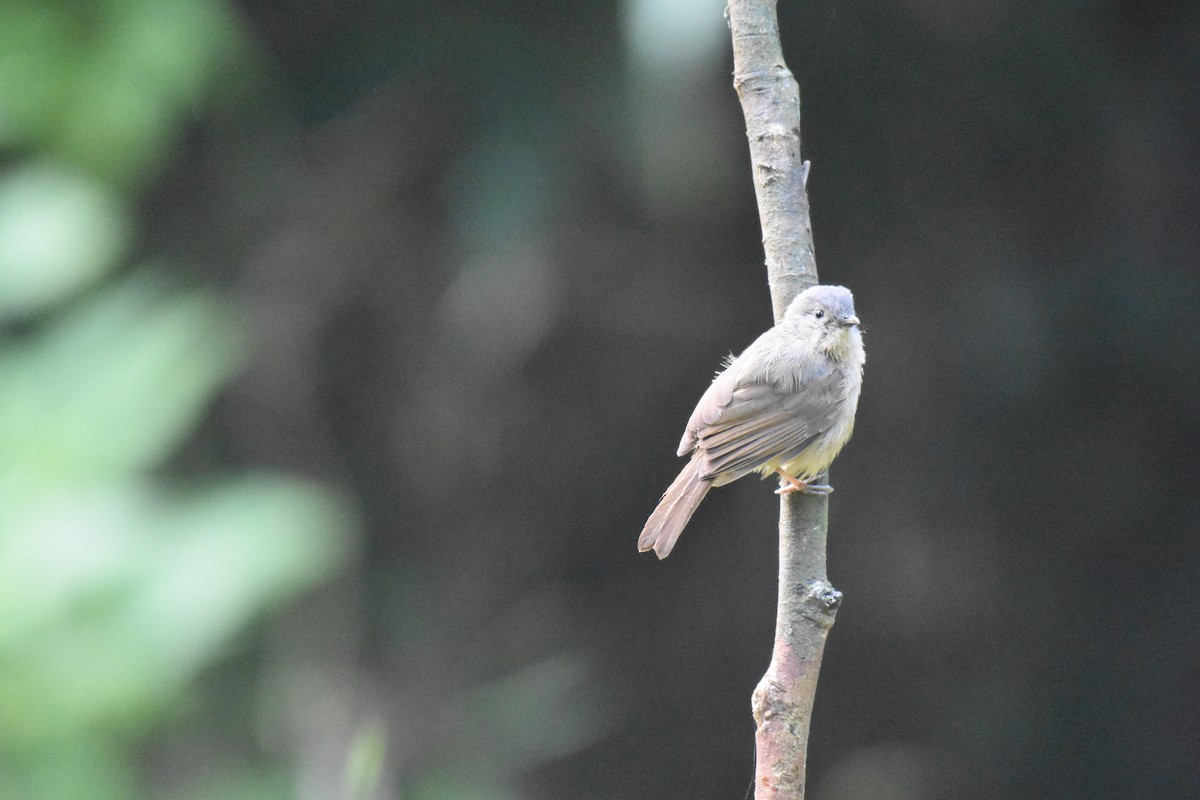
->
[638, 284, 864, 559]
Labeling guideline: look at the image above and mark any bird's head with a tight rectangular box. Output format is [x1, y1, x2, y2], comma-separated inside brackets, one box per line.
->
[783, 284, 862, 359]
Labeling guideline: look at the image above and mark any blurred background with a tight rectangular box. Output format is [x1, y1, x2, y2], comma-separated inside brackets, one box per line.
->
[1, 0, 1198, 798]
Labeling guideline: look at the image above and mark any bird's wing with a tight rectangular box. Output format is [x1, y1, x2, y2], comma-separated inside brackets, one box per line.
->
[676, 362, 740, 456]
[692, 369, 844, 483]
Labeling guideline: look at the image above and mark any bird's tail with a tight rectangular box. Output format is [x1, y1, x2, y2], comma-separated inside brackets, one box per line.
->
[638, 455, 712, 559]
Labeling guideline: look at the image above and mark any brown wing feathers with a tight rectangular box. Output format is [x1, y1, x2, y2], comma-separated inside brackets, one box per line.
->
[637, 455, 712, 559]
[693, 380, 841, 483]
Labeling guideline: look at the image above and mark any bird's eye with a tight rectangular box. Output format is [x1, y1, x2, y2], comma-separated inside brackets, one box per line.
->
[814, 310, 825, 319]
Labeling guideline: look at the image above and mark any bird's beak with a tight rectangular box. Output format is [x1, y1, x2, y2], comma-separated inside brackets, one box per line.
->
[840, 314, 860, 327]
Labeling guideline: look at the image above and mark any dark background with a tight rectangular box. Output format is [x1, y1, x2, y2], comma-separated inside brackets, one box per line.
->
[5, 1, 1199, 798]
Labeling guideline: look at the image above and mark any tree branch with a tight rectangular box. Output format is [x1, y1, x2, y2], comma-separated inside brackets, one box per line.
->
[727, 2, 842, 798]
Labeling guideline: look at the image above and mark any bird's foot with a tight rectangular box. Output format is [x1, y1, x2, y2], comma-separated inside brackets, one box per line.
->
[774, 483, 834, 495]
[774, 470, 833, 495]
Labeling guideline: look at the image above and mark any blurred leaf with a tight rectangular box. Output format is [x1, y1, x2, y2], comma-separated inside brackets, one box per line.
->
[0, 3, 76, 146]
[0, 485, 150, 648]
[0, 274, 238, 498]
[345, 720, 388, 800]
[0, 0, 242, 183]
[0, 163, 130, 319]
[55, 0, 243, 182]
[0, 739, 136, 800]
[0, 477, 347, 744]
[125, 476, 348, 679]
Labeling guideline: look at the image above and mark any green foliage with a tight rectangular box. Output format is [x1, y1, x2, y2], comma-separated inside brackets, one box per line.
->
[0, 275, 236, 489]
[0, 164, 129, 318]
[0, 0, 242, 184]
[0, 1, 346, 797]
[0, 263, 347, 795]
[345, 721, 388, 800]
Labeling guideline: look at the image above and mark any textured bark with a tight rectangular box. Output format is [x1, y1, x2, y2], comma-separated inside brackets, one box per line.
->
[729, 0, 817, 321]
[727, 2, 841, 798]
[749, 499, 841, 799]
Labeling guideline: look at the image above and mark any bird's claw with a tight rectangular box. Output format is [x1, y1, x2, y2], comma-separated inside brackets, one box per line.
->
[774, 472, 834, 495]
[773, 483, 834, 495]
